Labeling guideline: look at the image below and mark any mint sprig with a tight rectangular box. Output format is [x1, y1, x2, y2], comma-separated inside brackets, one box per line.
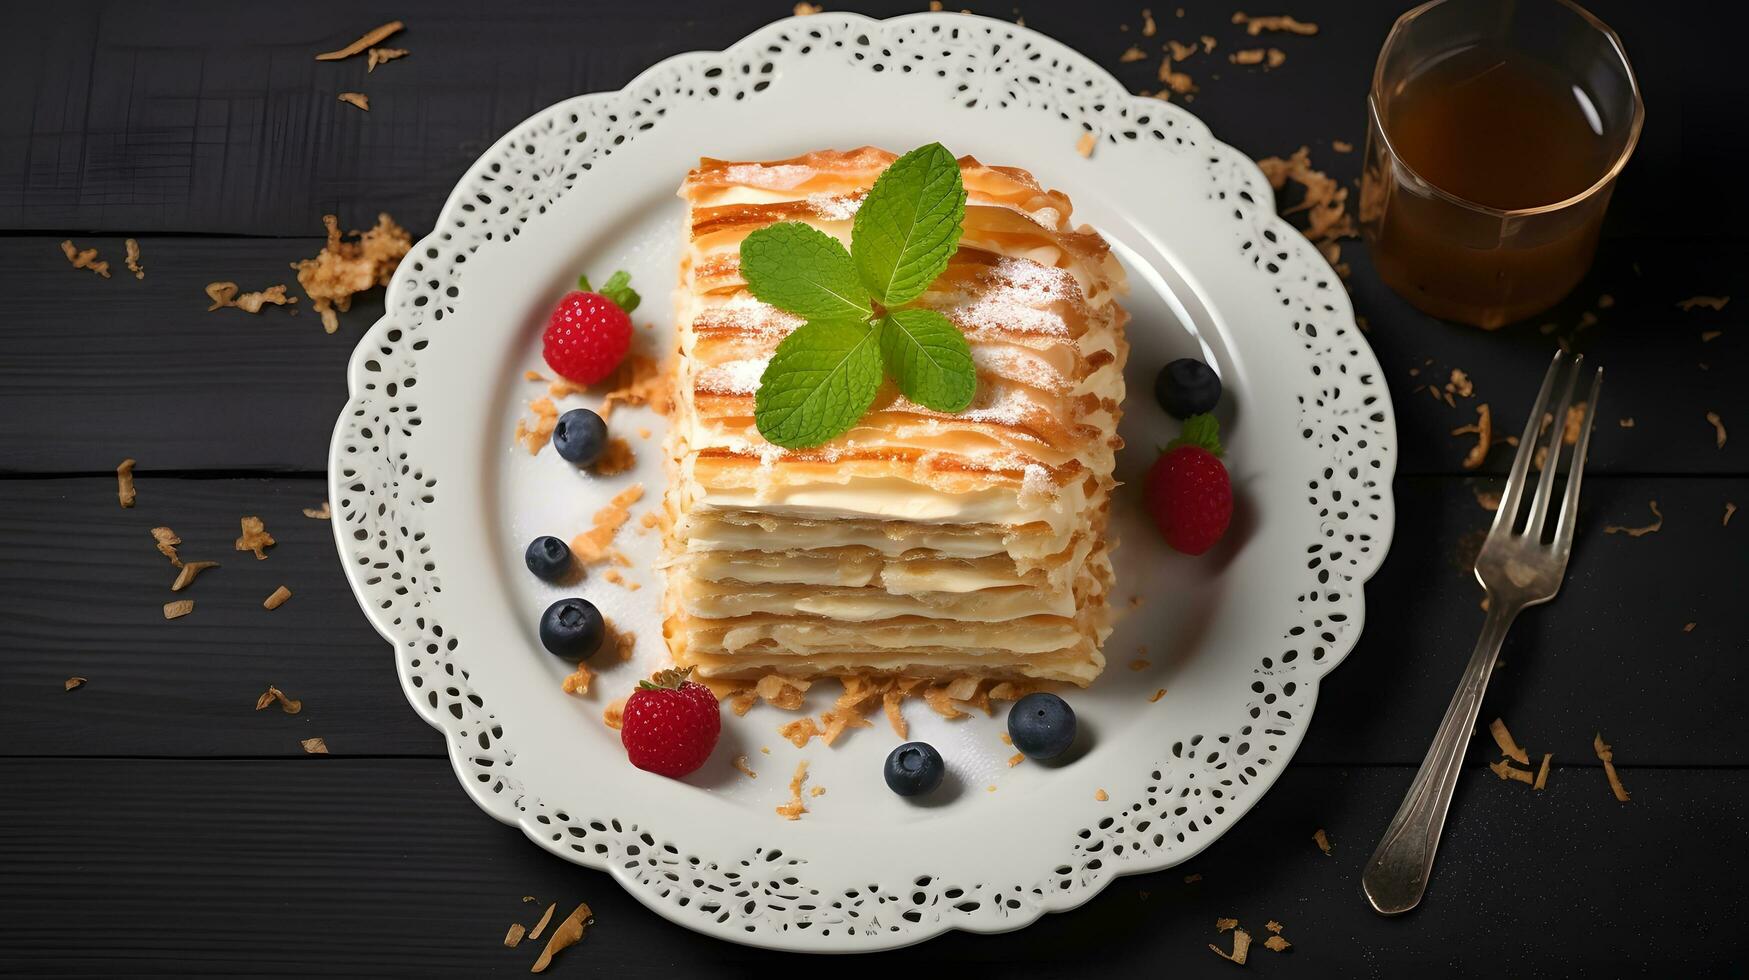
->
[739, 143, 977, 449]
[879, 307, 976, 413]
[751, 319, 883, 449]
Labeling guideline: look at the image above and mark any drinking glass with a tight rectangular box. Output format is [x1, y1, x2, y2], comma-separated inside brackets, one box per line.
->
[1360, 0, 1644, 328]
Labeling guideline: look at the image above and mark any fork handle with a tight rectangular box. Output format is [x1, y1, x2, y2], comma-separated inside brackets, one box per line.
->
[1362, 600, 1519, 915]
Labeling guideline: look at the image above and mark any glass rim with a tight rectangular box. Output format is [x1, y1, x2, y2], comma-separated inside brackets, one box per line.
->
[1368, 0, 1645, 219]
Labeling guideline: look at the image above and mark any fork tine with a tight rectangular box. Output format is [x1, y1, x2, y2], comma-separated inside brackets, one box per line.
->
[1524, 354, 1583, 538]
[1552, 366, 1603, 555]
[1490, 351, 1566, 537]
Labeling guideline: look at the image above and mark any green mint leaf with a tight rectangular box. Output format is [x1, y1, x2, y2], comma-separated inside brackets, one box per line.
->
[851, 143, 967, 307]
[878, 308, 976, 413]
[740, 222, 872, 321]
[754, 319, 883, 449]
[598, 270, 640, 314]
[1167, 413, 1223, 456]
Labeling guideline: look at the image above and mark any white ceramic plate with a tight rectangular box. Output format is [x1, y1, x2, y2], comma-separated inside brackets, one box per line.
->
[329, 12, 1395, 952]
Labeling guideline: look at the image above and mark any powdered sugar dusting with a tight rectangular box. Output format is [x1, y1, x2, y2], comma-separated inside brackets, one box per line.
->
[942, 257, 1077, 338]
[1020, 463, 1057, 502]
[807, 192, 863, 221]
[719, 163, 814, 190]
[695, 294, 804, 339]
[972, 345, 1069, 392]
[697, 357, 770, 395]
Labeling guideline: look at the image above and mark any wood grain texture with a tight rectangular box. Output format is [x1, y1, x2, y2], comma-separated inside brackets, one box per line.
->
[1, 0, 1746, 972]
[2, 474, 1742, 763]
[0, 759, 1740, 975]
[1, 0, 1737, 238]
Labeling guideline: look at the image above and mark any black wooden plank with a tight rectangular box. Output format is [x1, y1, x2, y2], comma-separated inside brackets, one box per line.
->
[0, 477, 437, 758]
[2, 474, 1742, 764]
[2, 0, 1735, 239]
[0, 230, 1742, 474]
[0, 237, 357, 473]
[0, 758, 1739, 974]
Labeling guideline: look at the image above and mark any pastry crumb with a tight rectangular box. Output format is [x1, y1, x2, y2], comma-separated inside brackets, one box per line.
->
[1076, 131, 1096, 158]
[303, 501, 332, 519]
[1489, 717, 1529, 764]
[255, 685, 303, 714]
[602, 698, 626, 731]
[776, 761, 811, 820]
[503, 922, 526, 948]
[367, 47, 408, 72]
[1148, 688, 1167, 703]
[594, 436, 636, 475]
[732, 755, 758, 779]
[1007, 752, 1025, 767]
[300, 737, 329, 754]
[1724, 502, 1737, 526]
[1489, 758, 1534, 784]
[1312, 828, 1331, 855]
[314, 20, 403, 61]
[1595, 733, 1631, 802]
[116, 458, 137, 508]
[1209, 927, 1251, 965]
[124, 238, 144, 279]
[65, 676, 87, 691]
[570, 484, 644, 564]
[1706, 411, 1726, 449]
[1094, 788, 1108, 801]
[292, 213, 411, 333]
[530, 902, 591, 974]
[263, 585, 293, 610]
[1451, 404, 1492, 470]
[151, 526, 183, 566]
[163, 599, 194, 620]
[338, 92, 369, 111]
[171, 561, 220, 592]
[1603, 500, 1662, 537]
[1233, 12, 1318, 34]
[235, 516, 276, 559]
[60, 240, 111, 278]
[1676, 295, 1729, 312]
[1533, 752, 1552, 791]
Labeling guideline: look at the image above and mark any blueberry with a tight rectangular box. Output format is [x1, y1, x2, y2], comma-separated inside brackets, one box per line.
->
[1155, 358, 1222, 419]
[524, 536, 573, 582]
[552, 408, 608, 465]
[883, 741, 945, 797]
[539, 598, 604, 659]
[1007, 692, 1076, 760]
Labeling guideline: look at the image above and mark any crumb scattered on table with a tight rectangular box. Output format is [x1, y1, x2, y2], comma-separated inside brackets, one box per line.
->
[60, 240, 110, 278]
[116, 458, 137, 508]
[1594, 733, 1631, 802]
[314, 20, 404, 61]
[1603, 500, 1662, 537]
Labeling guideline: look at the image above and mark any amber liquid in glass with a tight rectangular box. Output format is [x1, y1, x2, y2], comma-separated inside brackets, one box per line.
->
[1369, 48, 1616, 327]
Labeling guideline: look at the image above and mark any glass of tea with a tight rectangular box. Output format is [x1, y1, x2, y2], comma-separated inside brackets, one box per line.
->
[1360, 0, 1643, 328]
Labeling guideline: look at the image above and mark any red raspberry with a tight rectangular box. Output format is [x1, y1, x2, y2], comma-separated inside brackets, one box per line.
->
[1144, 445, 1233, 556]
[542, 290, 632, 384]
[620, 668, 721, 778]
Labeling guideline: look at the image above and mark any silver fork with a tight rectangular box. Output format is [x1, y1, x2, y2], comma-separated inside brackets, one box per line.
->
[1362, 351, 1602, 916]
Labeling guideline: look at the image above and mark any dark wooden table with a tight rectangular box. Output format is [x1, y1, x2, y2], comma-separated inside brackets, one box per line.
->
[2, 1, 1744, 975]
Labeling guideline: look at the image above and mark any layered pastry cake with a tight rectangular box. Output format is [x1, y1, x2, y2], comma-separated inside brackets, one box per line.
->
[662, 147, 1128, 687]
